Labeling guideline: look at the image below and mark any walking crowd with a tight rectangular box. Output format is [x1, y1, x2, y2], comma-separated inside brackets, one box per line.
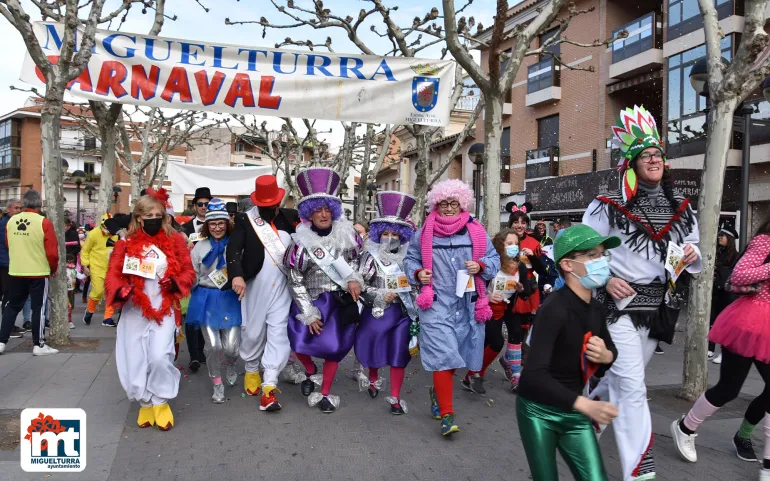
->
[0, 106, 769, 480]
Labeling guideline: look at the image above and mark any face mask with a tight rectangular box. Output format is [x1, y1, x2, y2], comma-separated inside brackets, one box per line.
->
[259, 206, 278, 222]
[506, 245, 519, 258]
[571, 257, 611, 290]
[381, 237, 401, 252]
[142, 218, 163, 237]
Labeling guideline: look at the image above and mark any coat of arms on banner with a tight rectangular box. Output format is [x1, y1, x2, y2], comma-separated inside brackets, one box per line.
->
[411, 64, 445, 113]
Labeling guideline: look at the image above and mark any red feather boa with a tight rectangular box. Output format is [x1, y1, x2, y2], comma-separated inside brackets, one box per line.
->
[596, 195, 691, 241]
[105, 230, 195, 325]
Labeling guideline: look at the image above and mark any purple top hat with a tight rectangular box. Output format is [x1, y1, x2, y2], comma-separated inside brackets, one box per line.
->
[296, 167, 342, 206]
[370, 191, 416, 227]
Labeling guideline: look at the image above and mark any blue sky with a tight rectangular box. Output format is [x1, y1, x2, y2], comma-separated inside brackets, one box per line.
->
[0, 0, 503, 147]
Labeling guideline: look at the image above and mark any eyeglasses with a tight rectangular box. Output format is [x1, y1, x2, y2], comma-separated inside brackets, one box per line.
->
[196, 202, 209, 208]
[208, 221, 227, 230]
[637, 152, 664, 163]
[438, 201, 460, 209]
[573, 251, 612, 263]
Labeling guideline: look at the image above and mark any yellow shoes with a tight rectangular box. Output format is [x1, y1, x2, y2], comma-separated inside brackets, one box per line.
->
[244, 371, 262, 396]
[137, 406, 155, 428]
[153, 403, 174, 431]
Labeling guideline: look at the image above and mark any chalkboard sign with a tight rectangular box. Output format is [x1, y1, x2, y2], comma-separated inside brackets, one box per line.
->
[526, 168, 741, 213]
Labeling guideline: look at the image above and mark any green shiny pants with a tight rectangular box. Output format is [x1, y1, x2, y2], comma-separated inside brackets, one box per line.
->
[517, 396, 609, 481]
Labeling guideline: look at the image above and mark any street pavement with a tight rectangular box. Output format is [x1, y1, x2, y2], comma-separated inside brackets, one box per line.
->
[0, 298, 766, 481]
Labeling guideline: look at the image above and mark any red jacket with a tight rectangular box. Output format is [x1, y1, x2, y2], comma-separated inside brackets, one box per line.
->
[6, 208, 59, 277]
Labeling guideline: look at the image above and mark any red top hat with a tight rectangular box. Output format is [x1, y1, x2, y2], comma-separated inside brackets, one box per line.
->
[250, 175, 285, 207]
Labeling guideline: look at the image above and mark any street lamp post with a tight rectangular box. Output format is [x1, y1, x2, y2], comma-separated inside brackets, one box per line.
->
[689, 59, 770, 248]
[468, 143, 485, 219]
[71, 169, 86, 226]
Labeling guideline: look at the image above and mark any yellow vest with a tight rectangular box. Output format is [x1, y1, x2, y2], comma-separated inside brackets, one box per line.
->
[7, 211, 49, 276]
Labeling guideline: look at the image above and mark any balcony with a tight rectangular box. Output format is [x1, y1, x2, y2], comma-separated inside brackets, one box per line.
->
[525, 58, 561, 107]
[0, 167, 21, 182]
[609, 12, 663, 80]
[61, 137, 98, 151]
[525, 146, 560, 180]
[0, 136, 21, 148]
[454, 95, 480, 112]
[664, 0, 741, 56]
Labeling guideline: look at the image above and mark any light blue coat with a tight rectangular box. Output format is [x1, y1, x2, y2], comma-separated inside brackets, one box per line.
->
[404, 224, 500, 372]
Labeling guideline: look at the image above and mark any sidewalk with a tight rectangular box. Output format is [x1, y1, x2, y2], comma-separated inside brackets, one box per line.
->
[0, 300, 765, 481]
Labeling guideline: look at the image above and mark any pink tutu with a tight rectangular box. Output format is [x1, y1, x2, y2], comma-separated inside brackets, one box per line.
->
[709, 296, 770, 363]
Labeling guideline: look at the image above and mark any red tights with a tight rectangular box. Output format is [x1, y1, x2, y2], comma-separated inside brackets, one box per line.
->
[295, 353, 338, 396]
[467, 345, 501, 378]
[368, 366, 406, 399]
[433, 369, 455, 416]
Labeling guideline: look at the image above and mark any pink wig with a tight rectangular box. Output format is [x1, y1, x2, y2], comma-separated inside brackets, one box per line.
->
[426, 179, 474, 213]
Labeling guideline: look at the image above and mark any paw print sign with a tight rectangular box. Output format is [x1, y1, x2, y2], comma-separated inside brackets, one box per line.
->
[16, 218, 30, 231]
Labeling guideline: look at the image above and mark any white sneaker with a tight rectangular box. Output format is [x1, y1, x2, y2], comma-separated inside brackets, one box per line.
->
[68, 322, 75, 329]
[0, 342, 5, 354]
[671, 417, 698, 462]
[33, 344, 59, 356]
[707, 351, 714, 359]
[760, 468, 770, 481]
[713, 353, 723, 364]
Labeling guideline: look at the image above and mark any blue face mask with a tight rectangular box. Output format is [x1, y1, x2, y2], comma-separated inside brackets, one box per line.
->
[571, 257, 611, 289]
[505, 245, 519, 258]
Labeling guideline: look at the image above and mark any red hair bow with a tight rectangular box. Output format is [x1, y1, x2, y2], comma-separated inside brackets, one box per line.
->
[511, 205, 527, 214]
[145, 187, 169, 204]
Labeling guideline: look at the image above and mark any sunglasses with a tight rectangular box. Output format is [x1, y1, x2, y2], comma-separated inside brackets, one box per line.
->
[196, 202, 209, 208]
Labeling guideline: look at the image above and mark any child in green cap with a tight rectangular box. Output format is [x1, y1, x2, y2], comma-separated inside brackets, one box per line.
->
[517, 224, 621, 481]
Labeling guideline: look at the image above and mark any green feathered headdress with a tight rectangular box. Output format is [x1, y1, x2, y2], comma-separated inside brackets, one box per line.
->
[611, 105, 666, 202]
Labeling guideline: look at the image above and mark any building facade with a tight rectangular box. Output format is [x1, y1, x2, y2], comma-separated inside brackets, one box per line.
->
[476, 0, 770, 229]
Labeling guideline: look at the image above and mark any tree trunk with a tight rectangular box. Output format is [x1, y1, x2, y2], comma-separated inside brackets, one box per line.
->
[482, 93, 504, 233]
[154, 152, 169, 190]
[411, 130, 431, 225]
[680, 97, 740, 400]
[130, 168, 145, 207]
[40, 90, 69, 346]
[96, 124, 117, 217]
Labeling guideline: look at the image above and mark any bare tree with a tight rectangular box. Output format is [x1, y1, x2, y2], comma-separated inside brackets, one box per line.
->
[680, 0, 770, 401]
[0, 0, 159, 345]
[229, 0, 483, 225]
[443, 0, 620, 232]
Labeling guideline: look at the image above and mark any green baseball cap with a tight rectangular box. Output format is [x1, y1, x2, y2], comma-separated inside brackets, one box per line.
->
[554, 224, 621, 263]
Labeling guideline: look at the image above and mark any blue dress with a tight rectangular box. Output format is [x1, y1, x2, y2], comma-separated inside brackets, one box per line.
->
[404, 223, 500, 372]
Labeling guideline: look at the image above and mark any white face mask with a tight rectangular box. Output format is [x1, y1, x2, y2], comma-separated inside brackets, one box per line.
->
[381, 237, 401, 251]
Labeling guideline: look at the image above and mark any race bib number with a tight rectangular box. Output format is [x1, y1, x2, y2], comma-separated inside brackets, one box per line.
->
[492, 273, 520, 295]
[385, 272, 411, 293]
[208, 268, 228, 289]
[123, 256, 157, 279]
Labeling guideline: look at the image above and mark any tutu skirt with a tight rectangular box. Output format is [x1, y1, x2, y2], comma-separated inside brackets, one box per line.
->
[354, 304, 411, 368]
[709, 296, 770, 363]
[288, 292, 356, 363]
[186, 286, 242, 330]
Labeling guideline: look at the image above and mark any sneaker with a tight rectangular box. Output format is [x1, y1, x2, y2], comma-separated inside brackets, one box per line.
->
[189, 360, 200, 373]
[713, 353, 723, 364]
[707, 351, 715, 359]
[655, 343, 664, 355]
[212, 383, 225, 404]
[428, 387, 441, 420]
[733, 434, 758, 461]
[440, 414, 459, 436]
[10, 326, 24, 338]
[33, 344, 59, 356]
[102, 318, 116, 327]
[0, 342, 5, 354]
[226, 364, 238, 387]
[83, 312, 92, 325]
[391, 401, 405, 415]
[498, 356, 513, 381]
[22, 321, 31, 330]
[319, 396, 335, 413]
[68, 321, 75, 329]
[510, 376, 520, 393]
[259, 390, 282, 412]
[670, 417, 697, 463]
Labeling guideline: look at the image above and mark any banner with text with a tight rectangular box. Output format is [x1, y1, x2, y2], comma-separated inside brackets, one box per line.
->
[20, 22, 456, 126]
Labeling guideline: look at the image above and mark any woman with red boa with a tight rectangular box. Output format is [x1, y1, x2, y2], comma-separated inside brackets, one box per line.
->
[106, 194, 195, 431]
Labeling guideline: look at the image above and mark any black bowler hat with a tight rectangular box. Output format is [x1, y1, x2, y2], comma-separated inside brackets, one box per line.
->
[192, 187, 212, 204]
[719, 225, 738, 239]
[226, 202, 238, 214]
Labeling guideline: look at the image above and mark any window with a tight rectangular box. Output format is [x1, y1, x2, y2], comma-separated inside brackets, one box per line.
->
[666, 36, 733, 156]
[235, 141, 246, 152]
[667, 0, 736, 40]
[84, 162, 95, 175]
[539, 29, 560, 59]
[538, 115, 559, 148]
[84, 137, 96, 150]
[501, 127, 511, 183]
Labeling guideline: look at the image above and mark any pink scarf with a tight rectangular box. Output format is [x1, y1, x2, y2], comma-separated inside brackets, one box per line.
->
[415, 210, 493, 322]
